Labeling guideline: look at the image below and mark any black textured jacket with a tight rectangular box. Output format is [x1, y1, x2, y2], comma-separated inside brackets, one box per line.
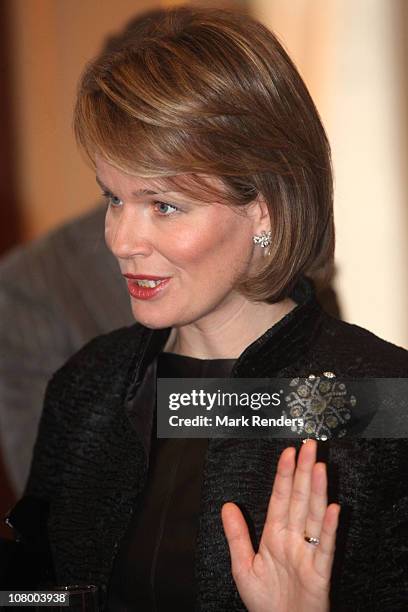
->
[3, 279, 408, 611]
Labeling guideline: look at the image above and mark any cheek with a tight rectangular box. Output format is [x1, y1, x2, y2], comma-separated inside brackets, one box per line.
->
[167, 214, 252, 276]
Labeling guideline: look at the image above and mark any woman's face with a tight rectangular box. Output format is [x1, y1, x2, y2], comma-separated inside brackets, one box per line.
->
[97, 158, 267, 330]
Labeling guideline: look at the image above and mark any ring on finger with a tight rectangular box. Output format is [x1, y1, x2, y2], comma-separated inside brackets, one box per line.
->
[304, 533, 320, 546]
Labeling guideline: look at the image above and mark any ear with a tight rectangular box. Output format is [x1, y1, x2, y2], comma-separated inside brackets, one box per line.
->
[247, 194, 271, 233]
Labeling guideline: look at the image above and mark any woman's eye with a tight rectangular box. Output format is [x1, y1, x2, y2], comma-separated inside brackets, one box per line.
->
[102, 192, 123, 208]
[154, 201, 179, 216]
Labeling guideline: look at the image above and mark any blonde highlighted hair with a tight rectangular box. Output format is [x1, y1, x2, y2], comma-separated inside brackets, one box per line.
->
[74, 6, 334, 302]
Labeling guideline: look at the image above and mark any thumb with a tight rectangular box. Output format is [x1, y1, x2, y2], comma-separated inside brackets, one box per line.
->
[221, 502, 255, 580]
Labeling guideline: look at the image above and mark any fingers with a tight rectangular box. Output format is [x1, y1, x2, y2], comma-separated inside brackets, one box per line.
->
[287, 439, 317, 532]
[235, 439, 339, 582]
[314, 503, 341, 579]
[265, 446, 296, 528]
[304, 462, 328, 543]
[221, 502, 255, 579]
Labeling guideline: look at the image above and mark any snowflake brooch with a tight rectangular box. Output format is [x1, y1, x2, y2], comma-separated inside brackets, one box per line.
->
[283, 372, 356, 441]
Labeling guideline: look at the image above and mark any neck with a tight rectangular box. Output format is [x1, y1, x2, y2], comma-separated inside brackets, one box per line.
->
[163, 296, 297, 359]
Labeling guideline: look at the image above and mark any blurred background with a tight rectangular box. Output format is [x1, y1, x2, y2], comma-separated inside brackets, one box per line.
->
[0, 0, 407, 529]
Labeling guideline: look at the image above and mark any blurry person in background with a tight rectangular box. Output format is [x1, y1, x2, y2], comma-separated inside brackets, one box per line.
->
[2, 6, 407, 612]
[0, 205, 133, 494]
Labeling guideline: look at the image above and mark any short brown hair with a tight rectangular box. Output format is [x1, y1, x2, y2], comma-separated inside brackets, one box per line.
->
[74, 6, 334, 302]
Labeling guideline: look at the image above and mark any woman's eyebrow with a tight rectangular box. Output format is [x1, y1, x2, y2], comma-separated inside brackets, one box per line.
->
[95, 175, 169, 196]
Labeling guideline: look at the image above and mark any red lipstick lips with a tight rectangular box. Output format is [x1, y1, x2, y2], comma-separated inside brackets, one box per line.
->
[123, 273, 171, 300]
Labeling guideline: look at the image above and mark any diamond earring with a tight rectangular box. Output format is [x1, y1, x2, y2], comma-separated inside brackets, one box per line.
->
[252, 230, 271, 249]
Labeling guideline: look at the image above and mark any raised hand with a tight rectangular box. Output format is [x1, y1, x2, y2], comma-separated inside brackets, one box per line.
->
[221, 439, 340, 612]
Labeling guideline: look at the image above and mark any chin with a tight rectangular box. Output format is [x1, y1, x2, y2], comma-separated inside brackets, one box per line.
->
[131, 305, 175, 330]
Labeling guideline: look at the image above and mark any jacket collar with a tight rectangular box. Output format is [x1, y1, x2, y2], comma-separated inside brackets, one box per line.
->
[231, 276, 323, 376]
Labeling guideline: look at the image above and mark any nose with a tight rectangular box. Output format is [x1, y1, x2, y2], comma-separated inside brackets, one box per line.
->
[105, 206, 154, 260]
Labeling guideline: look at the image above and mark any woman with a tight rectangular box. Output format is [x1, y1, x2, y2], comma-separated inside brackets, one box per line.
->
[3, 6, 408, 611]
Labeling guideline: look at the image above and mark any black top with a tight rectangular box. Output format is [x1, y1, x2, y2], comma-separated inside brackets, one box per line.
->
[6, 278, 408, 610]
[107, 352, 235, 611]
